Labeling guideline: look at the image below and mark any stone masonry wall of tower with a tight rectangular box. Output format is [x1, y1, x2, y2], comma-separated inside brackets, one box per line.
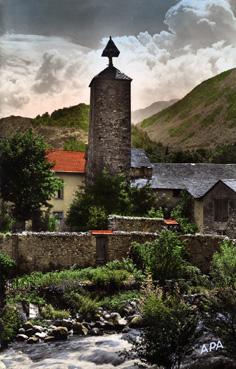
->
[86, 37, 132, 182]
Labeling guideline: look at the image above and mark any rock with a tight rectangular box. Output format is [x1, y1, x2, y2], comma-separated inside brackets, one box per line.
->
[18, 327, 26, 334]
[110, 312, 121, 320]
[95, 321, 106, 328]
[80, 350, 125, 366]
[111, 313, 127, 327]
[27, 336, 39, 344]
[103, 320, 114, 329]
[26, 328, 36, 337]
[129, 315, 143, 328]
[54, 319, 73, 330]
[23, 321, 34, 330]
[130, 301, 137, 308]
[73, 322, 88, 336]
[90, 327, 101, 336]
[44, 335, 56, 343]
[115, 317, 128, 328]
[35, 332, 47, 339]
[51, 326, 68, 340]
[16, 334, 28, 342]
[185, 356, 236, 369]
[33, 325, 44, 333]
[104, 313, 111, 320]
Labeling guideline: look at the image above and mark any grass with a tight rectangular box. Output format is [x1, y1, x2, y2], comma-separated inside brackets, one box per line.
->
[140, 68, 235, 130]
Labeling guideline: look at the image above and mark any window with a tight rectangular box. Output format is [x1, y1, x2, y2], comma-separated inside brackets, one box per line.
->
[214, 199, 229, 222]
[55, 187, 64, 200]
[53, 212, 64, 222]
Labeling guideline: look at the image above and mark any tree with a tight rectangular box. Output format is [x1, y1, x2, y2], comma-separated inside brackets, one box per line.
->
[67, 170, 155, 231]
[0, 130, 62, 228]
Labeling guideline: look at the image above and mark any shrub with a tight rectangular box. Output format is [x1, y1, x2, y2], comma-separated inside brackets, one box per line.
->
[65, 293, 100, 317]
[0, 304, 21, 345]
[40, 304, 70, 320]
[136, 288, 199, 369]
[105, 258, 144, 283]
[100, 290, 140, 313]
[171, 204, 197, 234]
[211, 240, 236, 288]
[147, 207, 164, 218]
[132, 230, 187, 283]
[89, 268, 131, 289]
[131, 230, 204, 287]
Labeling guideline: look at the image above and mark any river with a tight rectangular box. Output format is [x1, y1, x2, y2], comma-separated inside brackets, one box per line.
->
[0, 330, 147, 369]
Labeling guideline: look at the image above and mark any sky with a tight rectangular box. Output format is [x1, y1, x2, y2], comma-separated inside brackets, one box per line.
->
[1, 0, 236, 118]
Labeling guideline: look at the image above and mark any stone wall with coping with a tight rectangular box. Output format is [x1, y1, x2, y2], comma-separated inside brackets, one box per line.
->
[0, 232, 234, 274]
[108, 215, 164, 233]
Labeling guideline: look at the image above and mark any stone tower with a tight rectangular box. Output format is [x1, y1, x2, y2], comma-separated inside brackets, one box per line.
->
[86, 36, 132, 182]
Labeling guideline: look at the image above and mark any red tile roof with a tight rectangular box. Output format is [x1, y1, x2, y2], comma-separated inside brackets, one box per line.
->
[164, 219, 179, 225]
[47, 150, 86, 173]
[91, 230, 113, 235]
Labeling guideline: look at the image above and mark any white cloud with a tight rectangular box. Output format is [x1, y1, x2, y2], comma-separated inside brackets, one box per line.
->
[1, 0, 236, 117]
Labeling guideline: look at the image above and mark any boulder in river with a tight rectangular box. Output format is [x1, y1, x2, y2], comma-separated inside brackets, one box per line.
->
[16, 334, 28, 342]
[73, 322, 89, 336]
[129, 315, 143, 328]
[51, 326, 68, 340]
[27, 336, 39, 344]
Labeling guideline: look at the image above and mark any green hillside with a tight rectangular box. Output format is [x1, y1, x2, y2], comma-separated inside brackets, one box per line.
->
[140, 69, 236, 149]
[33, 103, 90, 131]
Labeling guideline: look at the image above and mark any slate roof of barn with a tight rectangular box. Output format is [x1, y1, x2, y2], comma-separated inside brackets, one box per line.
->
[132, 163, 236, 199]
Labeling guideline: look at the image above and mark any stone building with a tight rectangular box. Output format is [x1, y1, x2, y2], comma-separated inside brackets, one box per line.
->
[86, 37, 132, 182]
[133, 163, 236, 236]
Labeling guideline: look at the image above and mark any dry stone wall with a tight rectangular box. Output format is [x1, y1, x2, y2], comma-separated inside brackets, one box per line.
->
[0, 232, 234, 274]
[108, 215, 164, 233]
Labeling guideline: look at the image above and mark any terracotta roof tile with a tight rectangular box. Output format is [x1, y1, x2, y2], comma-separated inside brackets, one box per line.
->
[47, 150, 86, 173]
[91, 230, 113, 235]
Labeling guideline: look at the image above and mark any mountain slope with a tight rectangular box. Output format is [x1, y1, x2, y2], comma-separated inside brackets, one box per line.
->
[132, 99, 177, 124]
[0, 104, 89, 149]
[140, 69, 236, 150]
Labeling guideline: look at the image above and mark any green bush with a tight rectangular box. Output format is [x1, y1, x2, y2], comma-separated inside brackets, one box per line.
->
[136, 289, 199, 369]
[147, 207, 164, 218]
[89, 268, 131, 289]
[40, 304, 70, 320]
[0, 304, 21, 344]
[171, 204, 197, 234]
[105, 258, 144, 283]
[65, 293, 100, 317]
[211, 240, 236, 288]
[100, 290, 140, 313]
[132, 230, 203, 286]
[132, 230, 186, 282]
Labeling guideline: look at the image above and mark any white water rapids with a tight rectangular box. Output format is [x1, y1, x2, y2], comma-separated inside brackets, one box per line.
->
[0, 331, 146, 369]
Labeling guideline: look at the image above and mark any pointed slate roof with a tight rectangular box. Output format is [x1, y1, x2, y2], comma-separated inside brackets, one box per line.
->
[102, 36, 120, 58]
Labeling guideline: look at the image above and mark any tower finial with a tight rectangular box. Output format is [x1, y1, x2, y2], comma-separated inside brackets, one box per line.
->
[102, 36, 120, 67]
